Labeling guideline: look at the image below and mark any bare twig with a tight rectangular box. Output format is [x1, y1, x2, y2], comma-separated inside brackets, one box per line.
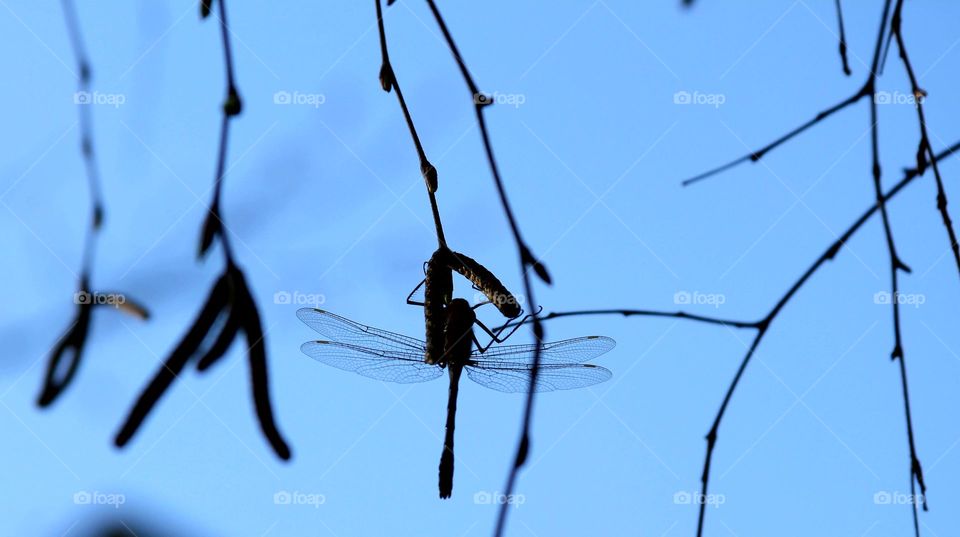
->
[375, 0, 445, 247]
[39, 0, 149, 407]
[520, 138, 960, 536]
[496, 309, 761, 332]
[115, 0, 290, 460]
[887, 1, 939, 532]
[890, 0, 960, 283]
[834, 0, 852, 75]
[676, 2, 940, 533]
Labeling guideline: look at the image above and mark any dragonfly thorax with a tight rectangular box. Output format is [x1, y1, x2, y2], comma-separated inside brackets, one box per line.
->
[440, 298, 476, 366]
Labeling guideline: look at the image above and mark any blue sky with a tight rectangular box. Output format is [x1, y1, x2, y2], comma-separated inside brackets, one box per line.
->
[2, 1, 960, 535]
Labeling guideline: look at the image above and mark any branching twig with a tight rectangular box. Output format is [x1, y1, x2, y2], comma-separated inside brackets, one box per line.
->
[890, 0, 960, 283]
[115, 0, 290, 461]
[518, 139, 960, 536]
[38, 0, 149, 407]
[684, 0, 936, 536]
[887, 1, 939, 531]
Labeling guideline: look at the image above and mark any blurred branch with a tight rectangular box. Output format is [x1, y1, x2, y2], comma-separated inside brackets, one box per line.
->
[38, 0, 149, 407]
[115, 0, 290, 461]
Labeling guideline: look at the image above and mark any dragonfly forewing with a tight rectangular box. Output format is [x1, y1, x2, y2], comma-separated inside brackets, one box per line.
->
[300, 340, 443, 384]
[297, 308, 426, 355]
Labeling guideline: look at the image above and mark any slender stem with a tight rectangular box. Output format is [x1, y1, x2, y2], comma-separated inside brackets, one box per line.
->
[211, 0, 239, 265]
[889, 1, 934, 531]
[62, 0, 102, 277]
[834, 0, 852, 75]
[496, 309, 762, 332]
[890, 1, 960, 283]
[375, 0, 445, 247]
[682, 89, 867, 186]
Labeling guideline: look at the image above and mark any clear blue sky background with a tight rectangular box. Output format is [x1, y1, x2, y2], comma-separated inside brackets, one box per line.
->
[2, 1, 960, 535]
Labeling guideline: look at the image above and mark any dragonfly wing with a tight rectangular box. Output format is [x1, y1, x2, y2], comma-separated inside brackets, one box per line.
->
[300, 340, 443, 384]
[464, 335, 614, 392]
[465, 363, 612, 393]
[297, 308, 426, 356]
[472, 336, 615, 364]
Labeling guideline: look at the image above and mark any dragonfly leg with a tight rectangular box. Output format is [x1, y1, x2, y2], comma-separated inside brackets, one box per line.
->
[406, 277, 426, 307]
[473, 306, 544, 353]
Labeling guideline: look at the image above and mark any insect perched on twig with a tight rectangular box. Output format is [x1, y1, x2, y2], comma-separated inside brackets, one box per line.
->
[297, 304, 614, 498]
[407, 247, 522, 364]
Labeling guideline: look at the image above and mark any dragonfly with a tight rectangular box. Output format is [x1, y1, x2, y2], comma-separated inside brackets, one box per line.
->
[405, 246, 522, 365]
[297, 300, 615, 499]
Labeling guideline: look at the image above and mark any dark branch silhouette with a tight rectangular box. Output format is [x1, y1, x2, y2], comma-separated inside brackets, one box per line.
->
[38, 0, 150, 407]
[114, 0, 290, 461]
[375, 0, 444, 247]
[517, 138, 959, 536]
[834, 0, 852, 75]
[679, 2, 936, 534]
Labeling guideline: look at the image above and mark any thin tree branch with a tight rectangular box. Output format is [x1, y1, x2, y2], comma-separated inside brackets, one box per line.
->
[375, 0, 445, 248]
[890, 1, 960, 283]
[522, 139, 960, 537]
[834, 0, 852, 75]
[117, 0, 291, 460]
[496, 309, 762, 331]
[888, 1, 936, 532]
[39, 0, 149, 407]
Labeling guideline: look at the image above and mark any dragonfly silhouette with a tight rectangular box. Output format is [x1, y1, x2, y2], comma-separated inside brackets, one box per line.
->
[297, 300, 615, 499]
